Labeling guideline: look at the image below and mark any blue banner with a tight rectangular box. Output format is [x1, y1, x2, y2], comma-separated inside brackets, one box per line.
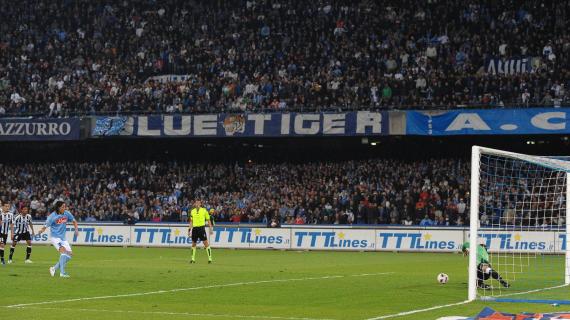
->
[406, 108, 570, 135]
[93, 117, 129, 136]
[0, 118, 81, 141]
[92, 112, 389, 137]
[471, 307, 570, 319]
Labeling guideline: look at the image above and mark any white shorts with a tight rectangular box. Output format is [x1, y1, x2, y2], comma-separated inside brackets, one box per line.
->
[50, 237, 72, 253]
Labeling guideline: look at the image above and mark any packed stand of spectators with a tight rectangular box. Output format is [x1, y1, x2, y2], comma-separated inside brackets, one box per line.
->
[2, 158, 565, 227]
[478, 155, 567, 229]
[1, 0, 569, 117]
[1, 159, 472, 226]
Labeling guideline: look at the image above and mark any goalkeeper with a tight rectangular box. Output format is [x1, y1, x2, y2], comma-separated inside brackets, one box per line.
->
[462, 242, 510, 289]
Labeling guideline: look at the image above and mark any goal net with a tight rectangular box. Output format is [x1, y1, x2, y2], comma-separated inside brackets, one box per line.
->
[468, 146, 570, 303]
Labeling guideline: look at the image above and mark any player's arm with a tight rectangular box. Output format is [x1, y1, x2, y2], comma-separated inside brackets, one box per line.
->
[37, 226, 47, 234]
[188, 216, 193, 237]
[207, 218, 213, 235]
[72, 219, 79, 237]
[38, 216, 51, 235]
[29, 218, 35, 235]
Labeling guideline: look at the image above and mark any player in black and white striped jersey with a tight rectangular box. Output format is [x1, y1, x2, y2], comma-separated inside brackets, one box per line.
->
[0, 202, 14, 265]
[8, 206, 35, 264]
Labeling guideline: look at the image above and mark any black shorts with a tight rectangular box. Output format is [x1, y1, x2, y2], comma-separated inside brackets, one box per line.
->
[191, 226, 208, 242]
[13, 232, 31, 242]
[0, 233, 7, 245]
[477, 262, 491, 280]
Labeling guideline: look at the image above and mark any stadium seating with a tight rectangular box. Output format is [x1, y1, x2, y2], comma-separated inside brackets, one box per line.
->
[0, 0, 568, 117]
[0, 159, 471, 224]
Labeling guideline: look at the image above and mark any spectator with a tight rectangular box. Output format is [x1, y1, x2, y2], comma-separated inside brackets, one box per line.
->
[0, 156, 562, 227]
[419, 215, 434, 226]
[124, 213, 136, 225]
[267, 216, 281, 228]
[403, 216, 414, 226]
[0, 1, 568, 117]
[457, 198, 467, 219]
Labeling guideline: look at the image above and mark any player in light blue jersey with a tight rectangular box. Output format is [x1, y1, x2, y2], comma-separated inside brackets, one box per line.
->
[37, 201, 78, 278]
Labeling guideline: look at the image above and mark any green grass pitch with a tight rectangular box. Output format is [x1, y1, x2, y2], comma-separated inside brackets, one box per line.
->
[1, 246, 568, 320]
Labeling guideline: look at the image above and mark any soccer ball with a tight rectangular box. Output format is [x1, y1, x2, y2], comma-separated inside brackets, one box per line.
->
[437, 273, 449, 284]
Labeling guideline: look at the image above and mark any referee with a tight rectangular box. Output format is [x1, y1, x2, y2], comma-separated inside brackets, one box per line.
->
[188, 200, 213, 264]
[9, 206, 35, 264]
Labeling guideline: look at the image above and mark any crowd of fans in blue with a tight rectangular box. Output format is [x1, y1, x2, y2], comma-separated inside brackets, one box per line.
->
[1, 158, 564, 227]
[1, 0, 569, 117]
[0, 1, 567, 227]
[1, 159, 470, 225]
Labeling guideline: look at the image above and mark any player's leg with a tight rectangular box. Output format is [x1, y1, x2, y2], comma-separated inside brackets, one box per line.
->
[204, 239, 212, 263]
[190, 228, 199, 263]
[477, 264, 491, 289]
[485, 264, 510, 288]
[0, 235, 6, 265]
[8, 237, 17, 263]
[49, 237, 64, 276]
[191, 241, 197, 263]
[57, 241, 73, 277]
[25, 236, 32, 263]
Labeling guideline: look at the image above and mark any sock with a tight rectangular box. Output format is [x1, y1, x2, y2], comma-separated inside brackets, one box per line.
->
[206, 246, 212, 261]
[0, 248, 4, 262]
[58, 254, 66, 274]
[26, 246, 32, 260]
[9, 247, 14, 260]
[191, 247, 196, 261]
[59, 254, 71, 275]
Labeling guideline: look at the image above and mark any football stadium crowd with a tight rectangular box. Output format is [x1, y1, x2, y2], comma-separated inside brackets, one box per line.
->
[1, 156, 565, 226]
[0, 157, 563, 227]
[1, 0, 569, 117]
[0, 159, 471, 225]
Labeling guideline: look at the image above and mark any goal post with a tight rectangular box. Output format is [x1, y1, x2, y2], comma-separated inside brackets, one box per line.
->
[566, 170, 570, 286]
[468, 146, 482, 301]
[468, 146, 570, 302]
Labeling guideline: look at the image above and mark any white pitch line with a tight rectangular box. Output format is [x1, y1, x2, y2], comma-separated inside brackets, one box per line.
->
[5, 272, 394, 308]
[487, 283, 569, 299]
[11, 306, 334, 320]
[364, 300, 471, 320]
[365, 283, 570, 319]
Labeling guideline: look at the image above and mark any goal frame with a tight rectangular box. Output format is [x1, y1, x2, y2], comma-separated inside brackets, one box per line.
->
[467, 145, 570, 301]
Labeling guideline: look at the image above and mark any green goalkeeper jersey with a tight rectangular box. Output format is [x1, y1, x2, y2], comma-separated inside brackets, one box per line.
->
[462, 242, 489, 265]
